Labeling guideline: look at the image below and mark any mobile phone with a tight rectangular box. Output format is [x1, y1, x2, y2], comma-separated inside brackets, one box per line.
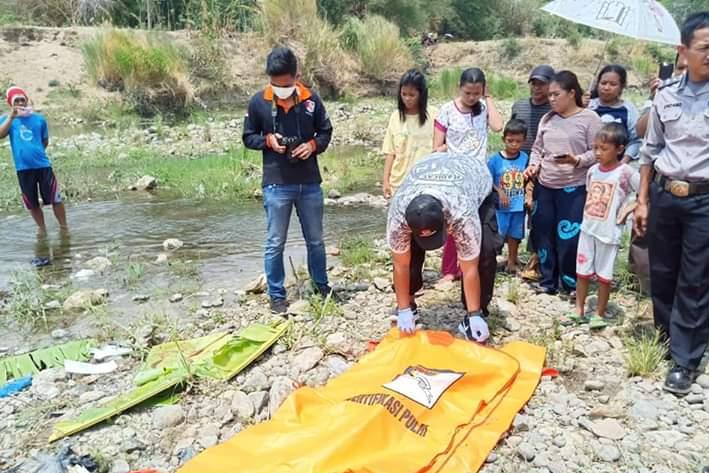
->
[553, 154, 567, 160]
[659, 62, 674, 81]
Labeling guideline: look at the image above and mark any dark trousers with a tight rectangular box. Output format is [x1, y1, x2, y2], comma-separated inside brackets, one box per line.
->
[648, 182, 709, 371]
[409, 193, 502, 314]
[532, 183, 586, 292]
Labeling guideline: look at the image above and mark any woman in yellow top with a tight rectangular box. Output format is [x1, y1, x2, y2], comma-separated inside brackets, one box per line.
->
[382, 69, 436, 199]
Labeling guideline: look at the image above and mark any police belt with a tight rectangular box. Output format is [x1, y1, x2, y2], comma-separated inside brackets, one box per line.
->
[654, 173, 709, 198]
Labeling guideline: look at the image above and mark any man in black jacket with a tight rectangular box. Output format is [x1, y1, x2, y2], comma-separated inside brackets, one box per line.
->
[243, 47, 334, 314]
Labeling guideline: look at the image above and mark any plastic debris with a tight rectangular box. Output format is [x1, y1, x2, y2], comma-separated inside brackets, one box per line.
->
[0, 376, 32, 398]
[64, 360, 118, 375]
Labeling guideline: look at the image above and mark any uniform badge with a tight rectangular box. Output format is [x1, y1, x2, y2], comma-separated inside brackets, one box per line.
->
[305, 100, 315, 114]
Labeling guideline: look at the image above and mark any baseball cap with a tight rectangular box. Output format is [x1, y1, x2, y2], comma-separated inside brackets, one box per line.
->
[405, 194, 447, 251]
[528, 65, 555, 83]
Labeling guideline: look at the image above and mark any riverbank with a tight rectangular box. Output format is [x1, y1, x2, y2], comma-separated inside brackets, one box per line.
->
[1, 235, 707, 473]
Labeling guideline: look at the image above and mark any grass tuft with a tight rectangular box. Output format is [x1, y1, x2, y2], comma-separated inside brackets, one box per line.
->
[340, 236, 377, 267]
[624, 330, 667, 378]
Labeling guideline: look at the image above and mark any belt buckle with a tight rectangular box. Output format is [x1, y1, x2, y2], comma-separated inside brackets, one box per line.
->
[669, 180, 690, 197]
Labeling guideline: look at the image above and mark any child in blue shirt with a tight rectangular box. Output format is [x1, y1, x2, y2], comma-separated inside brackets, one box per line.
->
[0, 86, 67, 234]
[487, 119, 529, 273]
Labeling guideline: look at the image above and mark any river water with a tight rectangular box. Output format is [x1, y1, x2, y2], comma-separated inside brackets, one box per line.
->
[0, 194, 386, 351]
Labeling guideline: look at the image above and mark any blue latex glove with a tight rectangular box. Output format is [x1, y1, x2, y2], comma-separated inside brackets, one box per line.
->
[397, 307, 416, 335]
[459, 312, 489, 342]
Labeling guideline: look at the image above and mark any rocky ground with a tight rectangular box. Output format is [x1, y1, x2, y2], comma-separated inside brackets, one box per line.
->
[1, 240, 708, 473]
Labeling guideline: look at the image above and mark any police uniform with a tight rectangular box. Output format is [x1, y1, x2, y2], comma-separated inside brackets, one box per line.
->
[639, 73, 709, 372]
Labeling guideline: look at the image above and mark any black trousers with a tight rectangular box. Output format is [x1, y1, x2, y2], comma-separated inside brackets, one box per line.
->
[409, 193, 502, 315]
[648, 182, 709, 371]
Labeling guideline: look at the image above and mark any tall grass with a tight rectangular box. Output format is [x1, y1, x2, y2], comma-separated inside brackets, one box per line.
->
[82, 29, 193, 115]
[340, 236, 378, 267]
[431, 68, 521, 101]
[341, 15, 413, 81]
[624, 330, 667, 378]
[260, 0, 345, 94]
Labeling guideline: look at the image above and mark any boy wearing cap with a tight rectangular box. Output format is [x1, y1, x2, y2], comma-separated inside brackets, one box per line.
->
[0, 86, 67, 233]
[387, 152, 495, 342]
[511, 64, 554, 282]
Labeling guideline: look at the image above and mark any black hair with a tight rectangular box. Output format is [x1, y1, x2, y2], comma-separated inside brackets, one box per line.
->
[552, 70, 584, 108]
[596, 123, 628, 158]
[459, 67, 486, 116]
[681, 11, 709, 46]
[503, 118, 527, 138]
[398, 69, 429, 126]
[591, 64, 627, 98]
[675, 52, 681, 66]
[266, 47, 298, 77]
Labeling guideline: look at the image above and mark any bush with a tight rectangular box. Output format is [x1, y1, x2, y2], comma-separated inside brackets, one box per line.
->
[645, 43, 675, 65]
[502, 37, 522, 59]
[631, 56, 655, 81]
[189, 31, 229, 86]
[17, 0, 115, 26]
[349, 15, 413, 81]
[567, 29, 582, 49]
[431, 66, 462, 99]
[82, 29, 193, 116]
[261, 0, 346, 95]
[487, 73, 522, 100]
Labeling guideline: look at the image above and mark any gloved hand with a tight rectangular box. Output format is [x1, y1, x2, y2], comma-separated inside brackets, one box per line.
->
[458, 312, 489, 343]
[397, 307, 416, 335]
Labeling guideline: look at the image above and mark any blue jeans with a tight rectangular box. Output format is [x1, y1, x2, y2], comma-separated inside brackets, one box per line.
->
[263, 183, 328, 300]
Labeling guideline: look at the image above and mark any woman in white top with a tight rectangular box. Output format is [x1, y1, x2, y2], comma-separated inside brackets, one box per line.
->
[433, 67, 503, 280]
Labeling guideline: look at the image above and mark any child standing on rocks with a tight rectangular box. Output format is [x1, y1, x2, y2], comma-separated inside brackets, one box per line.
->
[0, 86, 67, 234]
[487, 119, 529, 274]
[566, 123, 638, 329]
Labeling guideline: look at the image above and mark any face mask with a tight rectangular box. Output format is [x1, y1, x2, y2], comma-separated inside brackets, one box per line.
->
[272, 85, 296, 100]
[17, 106, 33, 117]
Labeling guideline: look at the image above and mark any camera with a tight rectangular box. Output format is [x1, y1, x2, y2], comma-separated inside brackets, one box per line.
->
[277, 136, 303, 164]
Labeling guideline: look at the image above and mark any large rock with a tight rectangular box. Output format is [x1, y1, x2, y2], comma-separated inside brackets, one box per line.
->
[109, 459, 130, 473]
[244, 274, 267, 294]
[63, 289, 109, 312]
[248, 391, 269, 413]
[287, 299, 310, 316]
[162, 238, 184, 251]
[231, 391, 255, 420]
[589, 418, 626, 440]
[595, 444, 621, 462]
[696, 374, 709, 389]
[629, 399, 659, 421]
[130, 175, 158, 191]
[291, 347, 324, 375]
[242, 368, 270, 393]
[152, 405, 185, 429]
[269, 377, 295, 418]
[85, 256, 112, 272]
[70, 269, 96, 281]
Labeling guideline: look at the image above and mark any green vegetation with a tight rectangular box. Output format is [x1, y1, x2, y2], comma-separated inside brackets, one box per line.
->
[0, 141, 378, 212]
[81, 29, 192, 115]
[431, 68, 522, 101]
[430, 67, 462, 99]
[341, 15, 413, 81]
[5, 269, 68, 329]
[624, 330, 668, 377]
[308, 292, 343, 320]
[339, 236, 378, 267]
[502, 37, 522, 59]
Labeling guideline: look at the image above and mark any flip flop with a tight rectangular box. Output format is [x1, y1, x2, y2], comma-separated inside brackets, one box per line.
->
[560, 311, 588, 326]
[589, 315, 608, 330]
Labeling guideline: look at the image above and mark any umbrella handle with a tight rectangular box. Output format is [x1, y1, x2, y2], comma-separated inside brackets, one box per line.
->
[589, 39, 610, 92]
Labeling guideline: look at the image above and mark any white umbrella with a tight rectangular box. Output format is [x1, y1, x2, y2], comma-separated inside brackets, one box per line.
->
[542, 0, 681, 45]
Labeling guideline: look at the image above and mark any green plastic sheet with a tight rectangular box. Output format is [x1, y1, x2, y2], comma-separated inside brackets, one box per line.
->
[49, 322, 287, 442]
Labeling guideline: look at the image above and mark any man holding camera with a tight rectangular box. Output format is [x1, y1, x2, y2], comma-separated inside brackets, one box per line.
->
[243, 47, 334, 314]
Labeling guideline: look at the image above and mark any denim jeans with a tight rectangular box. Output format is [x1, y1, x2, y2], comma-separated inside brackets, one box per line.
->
[263, 183, 328, 300]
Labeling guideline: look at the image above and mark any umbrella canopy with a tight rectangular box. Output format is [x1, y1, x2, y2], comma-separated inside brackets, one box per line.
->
[542, 0, 681, 45]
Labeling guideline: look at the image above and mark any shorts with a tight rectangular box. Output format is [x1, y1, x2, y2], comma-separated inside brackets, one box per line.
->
[16, 167, 62, 210]
[576, 231, 618, 285]
[496, 211, 525, 241]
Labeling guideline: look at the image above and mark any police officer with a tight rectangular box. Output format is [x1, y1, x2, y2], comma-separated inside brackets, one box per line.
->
[635, 12, 709, 395]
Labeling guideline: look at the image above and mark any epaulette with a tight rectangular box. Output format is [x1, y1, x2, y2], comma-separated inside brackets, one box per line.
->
[658, 77, 682, 91]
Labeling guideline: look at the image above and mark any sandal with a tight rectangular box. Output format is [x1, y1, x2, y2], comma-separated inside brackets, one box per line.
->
[589, 315, 608, 330]
[560, 311, 588, 326]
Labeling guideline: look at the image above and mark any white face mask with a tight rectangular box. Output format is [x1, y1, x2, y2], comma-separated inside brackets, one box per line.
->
[17, 106, 33, 117]
[272, 85, 296, 100]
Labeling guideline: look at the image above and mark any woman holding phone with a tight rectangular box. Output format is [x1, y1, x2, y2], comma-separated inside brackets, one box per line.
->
[524, 71, 602, 296]
[433, 67, 503, 281]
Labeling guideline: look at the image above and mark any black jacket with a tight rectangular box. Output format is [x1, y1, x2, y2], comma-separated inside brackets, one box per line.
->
[242, 84, 333, 186]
